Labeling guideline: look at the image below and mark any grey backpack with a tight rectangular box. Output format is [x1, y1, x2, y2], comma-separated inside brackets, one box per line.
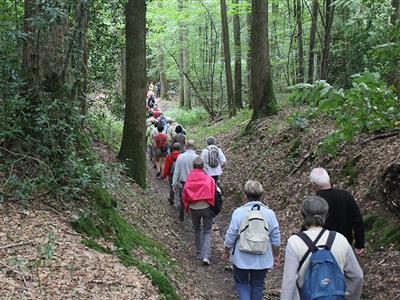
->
[207, 146, 220, 168]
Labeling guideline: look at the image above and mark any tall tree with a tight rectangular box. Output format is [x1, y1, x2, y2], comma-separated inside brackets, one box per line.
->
[320, 0, 335, 80]
[23, 0, 66, 95]
[159, 51, 168, 99]
[307, 0, 319, 83]
[220, 0, 236, 117]
[250, 0, 277, 119]
[391, 0, 400, 24]
[178, 0, 185, 108]
[295, 0, 304, 82]
[182, 0, 191, 109]
[233, 0, 243, 109]
[118, 0, 146, 188]
[246, 5, 253, 108]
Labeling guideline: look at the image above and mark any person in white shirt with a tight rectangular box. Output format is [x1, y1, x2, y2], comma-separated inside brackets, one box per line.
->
[200, 136, 226, 184]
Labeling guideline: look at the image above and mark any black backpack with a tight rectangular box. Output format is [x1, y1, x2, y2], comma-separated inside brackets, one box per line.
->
[213, 186, 223, 216]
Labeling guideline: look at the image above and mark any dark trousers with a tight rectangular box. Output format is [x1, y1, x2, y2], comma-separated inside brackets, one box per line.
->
[168, 176, 174, 204]
[178, 182, 185, 221]
[212, 175, 219, 184]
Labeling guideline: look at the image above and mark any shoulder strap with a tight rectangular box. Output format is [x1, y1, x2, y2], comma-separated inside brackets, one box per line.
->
[295, 229, 326, 272]
[325, 231, 336, 250]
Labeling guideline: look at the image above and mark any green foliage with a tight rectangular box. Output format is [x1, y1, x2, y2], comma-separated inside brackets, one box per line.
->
[164, 107, 209, 127]
[364, 213, 400, 250]
[289, 72, 400, 154]
[71, 187, 179, 299]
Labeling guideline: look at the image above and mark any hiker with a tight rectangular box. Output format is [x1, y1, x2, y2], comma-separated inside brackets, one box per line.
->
[156, 81, 161, 98]
[146, 117, 156, 161]
[148, 81, 154, 92]
[280, 195, 363, 300]
[172, 125, 186, 151]
[153, 107, 162, 119]
[163, 143, 182, 205]
[147, 94, 156, 108]
[309, 167, 365, 254]
[152, 123, 169, 177]
[200, 136, 226, 183]
[172, 140, 198, 221]
[182, 157, 216, 265]
[224, 180, 281, 300]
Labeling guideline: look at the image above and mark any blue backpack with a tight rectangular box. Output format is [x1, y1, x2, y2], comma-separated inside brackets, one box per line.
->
[295, 230, 346, 300]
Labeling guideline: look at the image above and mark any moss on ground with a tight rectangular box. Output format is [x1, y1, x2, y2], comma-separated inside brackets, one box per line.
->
[364, 213, 400, 250]
[71, 186, 180, 299]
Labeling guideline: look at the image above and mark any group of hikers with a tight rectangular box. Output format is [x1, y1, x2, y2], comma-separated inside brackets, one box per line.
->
[145, 94, 365, 300]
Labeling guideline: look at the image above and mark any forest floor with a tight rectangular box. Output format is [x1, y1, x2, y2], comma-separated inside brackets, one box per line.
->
[1, 98, 399, 299]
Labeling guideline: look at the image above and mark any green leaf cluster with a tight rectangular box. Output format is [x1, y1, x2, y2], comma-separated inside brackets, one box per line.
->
[289, 72, 400, 154]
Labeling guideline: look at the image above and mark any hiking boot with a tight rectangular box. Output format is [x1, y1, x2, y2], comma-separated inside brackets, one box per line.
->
[168, 198, 174, 205]
[156, 172, 160, 177]
[202, 258, 210, 266]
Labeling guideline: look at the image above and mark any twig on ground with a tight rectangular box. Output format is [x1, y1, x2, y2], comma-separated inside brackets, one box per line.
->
[0, 241, 34, 250]
[363, 130, 400, 144]
[0, 261, 32, 278]
[289, 153, 312, 177]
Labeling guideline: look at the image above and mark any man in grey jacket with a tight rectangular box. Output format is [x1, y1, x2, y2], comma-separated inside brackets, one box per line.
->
[172, 140, 198, 221]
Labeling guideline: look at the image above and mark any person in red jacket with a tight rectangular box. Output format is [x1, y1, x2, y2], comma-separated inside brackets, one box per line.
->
[163, 143, 182, 205]
[182, 157, 216, 265]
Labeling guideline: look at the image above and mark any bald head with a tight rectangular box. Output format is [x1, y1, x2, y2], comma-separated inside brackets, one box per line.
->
[309, 167, 331, 191]
[186, 140, 195, 150]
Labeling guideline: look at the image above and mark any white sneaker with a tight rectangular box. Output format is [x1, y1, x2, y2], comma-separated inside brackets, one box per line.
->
[202, 258, 210, 266]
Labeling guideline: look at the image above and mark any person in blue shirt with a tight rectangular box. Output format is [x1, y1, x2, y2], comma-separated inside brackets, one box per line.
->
[224, 180, 281, 300]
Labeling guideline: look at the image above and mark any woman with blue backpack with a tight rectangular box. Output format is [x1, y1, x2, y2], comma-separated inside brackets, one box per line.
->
[280, 195, 363, 300]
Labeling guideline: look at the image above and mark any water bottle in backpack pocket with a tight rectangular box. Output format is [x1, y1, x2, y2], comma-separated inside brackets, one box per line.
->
[296, 230, 346, 300]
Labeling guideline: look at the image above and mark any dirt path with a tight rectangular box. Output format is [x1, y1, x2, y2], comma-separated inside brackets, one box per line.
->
[145, 99, 237, 298]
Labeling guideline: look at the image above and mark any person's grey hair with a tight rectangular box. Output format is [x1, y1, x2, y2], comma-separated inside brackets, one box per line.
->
[186, 140, 195, 150]
[244, 180, 264, 199]
[192, 156, 204, 169]
[206, 136, 216, 146]
[301, 195, 329, 227]
[309, 167, 331, 187]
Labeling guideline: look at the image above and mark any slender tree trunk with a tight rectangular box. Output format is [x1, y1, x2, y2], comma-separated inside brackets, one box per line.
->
[307, 0, 319, 83]
[178, 0, 184, 108]
[295, 0, 304, 83]
[233, 0, 243, 109]
[250, 0, 277, 119]
[159, 51, 168, 99]
[246, 7, 253, 108]
[182, 0, 191, 109]
[391, 0, 400, 24]
[77, 0, 88, 116]
[220, 0, 236, 117]
[320, 0, 335, 80]
[118, 0, 146, 188]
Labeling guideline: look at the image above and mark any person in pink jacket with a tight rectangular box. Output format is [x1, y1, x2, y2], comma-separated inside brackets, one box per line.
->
[182, 156, 216, 265]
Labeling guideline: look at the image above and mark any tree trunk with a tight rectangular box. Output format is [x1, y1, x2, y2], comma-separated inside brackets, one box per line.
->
[320, 0, 335, 80]
[233, 0, 243, 109]
[295, 0, 304, 83]
[182, 0, 191, 109]
[178, 0, 185, 108]
[159, 51, 168, 99]
[307, 0, 319, 83]
[250, 0, 277, 119]
[220, 0, 236, 117]
[23, 0, 66, 95]
[391, 0, 400, 24]
[118, 0, 146, 188]
[246, 6, 253, 109]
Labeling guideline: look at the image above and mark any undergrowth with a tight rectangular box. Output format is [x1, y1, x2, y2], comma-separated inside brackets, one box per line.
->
[164, 107, 209, 128]
[71, 186, 180, 300]
[364, 213, 400, 251]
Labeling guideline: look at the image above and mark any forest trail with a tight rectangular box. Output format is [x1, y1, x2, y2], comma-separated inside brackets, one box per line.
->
[145, 98, 238, 299]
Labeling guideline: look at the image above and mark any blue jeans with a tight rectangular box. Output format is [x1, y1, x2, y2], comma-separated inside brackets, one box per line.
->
[233, 266, 267, 300]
